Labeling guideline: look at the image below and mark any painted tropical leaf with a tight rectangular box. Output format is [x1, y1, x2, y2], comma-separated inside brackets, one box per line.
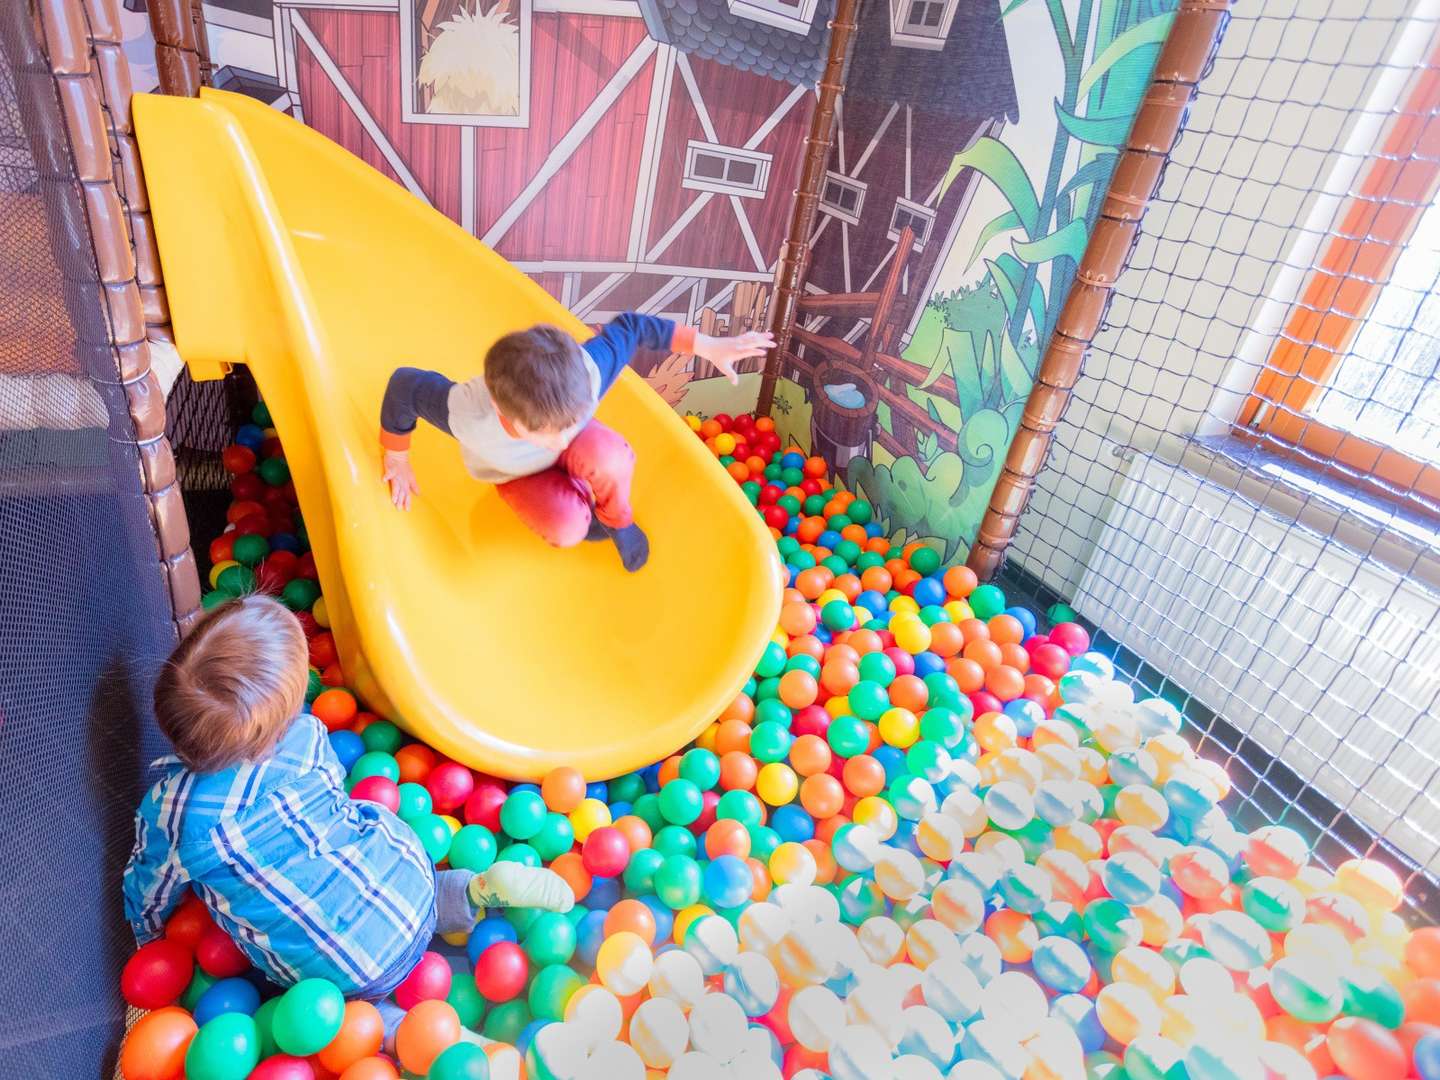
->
[1078, 13, 1177, 99]
[986, 256, 1021, 319]
[1013, 218, 1089, 267]
[1058, 153, 1119, 203]
[967, 209, 1024, 271]
[940, 138, 1041, 238]
[988, 254, 1047, 337]
[1054, 100, 1134, 147]
[999, 329, 1037, 404]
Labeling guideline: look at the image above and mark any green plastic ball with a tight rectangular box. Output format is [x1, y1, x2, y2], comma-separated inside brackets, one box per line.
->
[523, 911, 578, 966]
[1241, 876, 1305, 933]
[749, 721, 793, 764]
[497, 843, 540, 867]
[781, 467, 805, 487]
[754, 699, 792, 727]
[747, 825, 781, 862]
[856, 552, 884, 572]
[305, 668, 323, 703]
[848, 680, 890, 721]
[182, 969, 218, 1012]
[803, 494, 827, 515]
[1341, 965, 1405, 1028]
[847, 500, 873, 524]
[969, 583, 1007, 619]
[281, 577, 321, 612]
[755, 641, 787, 678]
[410, 812, 453, 863]
[826, 514, 852, 531]
[858, 653, 896, 687]
[787, 550, 817, 571]
[483, 999, 530, 1043]
[777, 493, 802, 515]
[529, 963, 585, 1021]
[257, 456, 290, 486]
[231, 534, 269, 567]
[185, 1013, 260, 1080]
[216, 564, 256, 598]
[398, 782, 433, 820]
[753, 676, 780, 702]
[820, 555, 848, 576]
[834, 539, 863, 565]
[908, 545, 941, 575]
[450, 824, 498, 872]
[654, 854, 703, 910]
[429, 1041, 491, 1080]
[919, 707, 964, 748]
[785, 653, 822, 677]
[624, 847, 665, 892]
[609, 772, 646, 804]
[446, 973, 486, 1030]
[271, 978, 344, 1056]
[923, 672, 963, 709]
[658, 779, 703, 826]
[652, 825, 697, 859]
[529, 814, 575, 862]
[349, 751, 400, 784]
[1047, 602, 1079, 625]
[716, 790, 763, 827]
[252, 401, 271, 426]
[1083, 898, 1142, 953]
[499, 790, 547, 840]
[905, 739, 951, 782]
[776, 536, 800, 557]
[827, 715, 871, 757]
[251, 997, 280, 1058]
[822, 599, 856, 631]
[360, 720, 404, 754]
[741, 481, 762, 505]
[631, 793, 663, 832]
[506, 906, 542, 937]
[202, 590, 229, 610]
[679, 748, 721, 790]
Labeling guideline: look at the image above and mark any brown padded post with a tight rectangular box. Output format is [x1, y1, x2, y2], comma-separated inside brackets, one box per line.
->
[966, 0, 1233, 579]
[36, 0, 202, 637]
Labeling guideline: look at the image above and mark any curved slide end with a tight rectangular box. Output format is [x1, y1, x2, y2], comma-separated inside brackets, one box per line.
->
[134, 89, 784, 780]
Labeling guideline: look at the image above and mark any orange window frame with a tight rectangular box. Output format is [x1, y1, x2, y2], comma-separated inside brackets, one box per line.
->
[1238, 43, 1440, 516]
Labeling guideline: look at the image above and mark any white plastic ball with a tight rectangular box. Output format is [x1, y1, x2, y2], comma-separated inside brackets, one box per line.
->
[724, 951, 780, 1016]
[629, 996, 689, 1068]
[898, 1005, 953, 1068]
[689, 992, 748, 1061]
[921, 953, 982, 1023]
[947, 1063, 1004, 1080]
[893, 1055, 944, 1080]
[829, 1024, 894, 1080]
[789, 985, 847, 1051]
[649, 948, 706, 1009]
[738, 901, 791, 953]
[686, 915, 740, 975]
[668, 1051, 728, 1080]
[581, 1040, 645, 1080]
[858, 916, 905, 964]
[564, 985, 622, 1049]
[726, 1048, 782, 1080]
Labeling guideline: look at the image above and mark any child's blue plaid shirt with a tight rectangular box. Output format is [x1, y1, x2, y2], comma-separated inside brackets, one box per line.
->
[123, 713, 436, 994]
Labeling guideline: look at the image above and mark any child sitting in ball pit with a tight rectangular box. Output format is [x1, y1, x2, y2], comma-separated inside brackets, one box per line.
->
[122, 595, 574, 1039]
[379, 313, 773, 572]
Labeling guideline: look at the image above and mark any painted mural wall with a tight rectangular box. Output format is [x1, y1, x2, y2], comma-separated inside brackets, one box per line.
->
[772, 0, 1177, 559]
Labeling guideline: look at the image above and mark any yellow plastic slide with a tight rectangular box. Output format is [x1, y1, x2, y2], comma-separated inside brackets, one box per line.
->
[133, 89, 783, 780]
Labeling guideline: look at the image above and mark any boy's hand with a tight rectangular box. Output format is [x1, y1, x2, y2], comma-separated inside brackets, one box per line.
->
[382, 449, 418, 511]
[693, 330, 775, 385]
[468, 863, 574, 913]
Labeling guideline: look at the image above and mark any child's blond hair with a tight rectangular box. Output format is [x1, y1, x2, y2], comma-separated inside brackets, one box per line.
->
[483, 325, 592, 431]
[154, 595, 308, 772]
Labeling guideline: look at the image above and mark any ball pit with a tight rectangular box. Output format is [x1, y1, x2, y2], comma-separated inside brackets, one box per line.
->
[118, 403, 1440, 1080]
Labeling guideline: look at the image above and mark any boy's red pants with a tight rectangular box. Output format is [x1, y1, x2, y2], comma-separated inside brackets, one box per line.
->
[497, 420, 634, 546]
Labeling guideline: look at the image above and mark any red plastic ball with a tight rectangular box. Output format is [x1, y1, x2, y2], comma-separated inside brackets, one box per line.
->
[120, 939, 194, 1010]
[969, 690, 1004, 717]
[463, 781, 508, 830]
[474, 941, 528, 1002]
[394, 951, 452, 1010]
[350, 776, 401, 814]
[1049, 622, 1091, 656]
[208, 534, 237, 565]
[1029, 643, 1070, 680]
[165, 893, 214, 948]
[758, 485, 782, 506]
[294, 611, 320, 637]
[222, 445, 256, 474]
[231, 472, 265, 501]
[581, 826, 631, 878]
[308, 631, 339, 670]
[426, 762, 475, 814]
[296, 553, 319, 580]
[791, 705, 830, 739]
[690, 789, 721, 835]
[249, 1056, 317, 1080]
[763, 505, 790, 530]
[195, 924, 250, 978]
[232, 513, 270, 538]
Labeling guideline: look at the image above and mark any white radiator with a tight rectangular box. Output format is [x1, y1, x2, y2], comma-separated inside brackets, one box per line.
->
[1073, 453, 1440, 872]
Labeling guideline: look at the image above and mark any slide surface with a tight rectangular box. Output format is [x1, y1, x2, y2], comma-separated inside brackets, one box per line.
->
[133, 89, 784, 780]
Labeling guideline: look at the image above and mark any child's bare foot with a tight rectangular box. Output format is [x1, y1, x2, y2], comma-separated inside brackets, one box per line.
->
[584, 519, 649, 572]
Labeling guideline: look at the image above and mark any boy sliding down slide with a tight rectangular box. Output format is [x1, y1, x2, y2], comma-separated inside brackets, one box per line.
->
[379, 314, 774, 572]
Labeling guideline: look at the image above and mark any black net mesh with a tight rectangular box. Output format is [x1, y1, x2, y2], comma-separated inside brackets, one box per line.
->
[0, 6, 181, 1074]
[1002, 0, 1440, 924]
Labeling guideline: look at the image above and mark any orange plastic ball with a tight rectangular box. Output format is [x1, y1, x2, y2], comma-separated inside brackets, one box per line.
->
[1408, 928, 1440, 978]
[800, 774, 845, 819]
[613, 815, 653, 854]
[832, 574, 862, 602]
[796, 517, 825, 544]
[395, 1000, 461, 1075]
[815, 814, 849, 846]
[842, 755, 886, 797]
[948, 657, 986, 693]
[893, 569, 921, 593]
[985, 665, 1026, 701]
[998, 643, 1030, 672]
[848, 629, 884, 655]
[780, 601, 818, 637]
[788, 635, 826, 662]
[985, 908, 1039, 964]
[705, 818, 752, 859]
[928, 621, 964, 659]
[840, 524, 868, 544]
[860, 567, 893, 593]
[719, 694, 754, 725]
[963, 639, 1003, 669]
[394, 744, 438, 785]
[804, 838, 838, 884]
[700, 419, 723, 438]
[714, 719, 753, 755]
[541, 766, 587, 813]
[720, 750, 759, 792]
[987, 615, 1024, 645]
[748, 858, 772, 901]
[821, 660, 859, 696]
[790, 734, 833, 776]
[755, 417, 776, 433]
[779, 670, 820, 709]
[317, 1001, 385, 1073]
[1023, 674, 1056, 701]
[726, 461, 749, 482]
[958, 618, 990, 644]
[311, 688, 358, 731]
[338, 1059, 400, 1080]
[605, 899, 658, 944]
[119, 1007, 196, 1080]
[803, 456, 828, 478]
[1326, 1017, 1407, 1080]
[794, 568, 834, 600]
[888, 674, 929, 711]
[657, 756, 683, 787]
[1404, 979, 1440, 1026]
[550, 851, 592, 903]
[944, 566, 978, 598]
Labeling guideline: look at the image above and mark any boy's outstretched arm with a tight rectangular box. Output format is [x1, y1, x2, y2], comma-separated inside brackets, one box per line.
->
[584, 313, 774, 392]
[379, 367, 456, 510]
[123, 782, 192, 944]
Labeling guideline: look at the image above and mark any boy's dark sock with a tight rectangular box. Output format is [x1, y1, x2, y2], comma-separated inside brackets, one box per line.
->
[584, 517, 648, 572]
[584, 518, 609, 542]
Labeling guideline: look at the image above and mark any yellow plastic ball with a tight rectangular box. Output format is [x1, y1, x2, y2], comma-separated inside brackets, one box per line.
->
[853, 796, 898, 840]
[569, 797, 612, 842]
[878, 707, 920, 749]
[973, 712, 1018, 753]
[944, 600, 973, 622]
[714, 432, 736, 455]
[1052, 821, 1103, 862]
[771, 629, 789, 648]
[694, 723, 720, 754]
[440, 814, 461, 836]
[1115, 785, 1170, 831]
[596, 931, 653, 996]
[756, 762, 799, 807]
[673, 904, 715, 944]
[1095, 982, 1162, 1046]
[826, 697, 853, 719]
[1112, 945, 1176, 1000]
[817, 588, 849, 609]
[312, 595, 330, 628]
[893, 619, 932, 655]
[905, 919, 956, 969]
[441, 930, 469, 947]
[1335, 858, 1403, 912]
[685, 414, 703, 432]
[769, 841, 818, 886]
[889, 595, 920, 616]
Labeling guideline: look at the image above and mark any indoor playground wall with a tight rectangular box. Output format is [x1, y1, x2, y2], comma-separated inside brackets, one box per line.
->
[771, 0, 1178, 561]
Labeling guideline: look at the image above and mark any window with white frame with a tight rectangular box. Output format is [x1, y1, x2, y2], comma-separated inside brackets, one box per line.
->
[889, 0, 958, 49]
[727, 0, 820, 36]
[819, 172, 867, 226]
[399, 0, 532, 127]
[888, 197, 935, 249]
[683, 142, 773, 199]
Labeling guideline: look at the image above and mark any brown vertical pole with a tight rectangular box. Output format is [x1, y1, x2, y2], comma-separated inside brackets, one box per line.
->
[755, 0, 860, 417]
[36, 0, 203, 636]
[966, 0, 1232, 580]
[146, 0, 207, 96]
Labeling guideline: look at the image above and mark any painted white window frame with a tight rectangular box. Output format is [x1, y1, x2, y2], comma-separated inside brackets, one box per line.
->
[888, 0, 957, 50]
[888, 195, 936, 249]
[818, 170, 867, 226]
[682, 141, 773, 200]
[398, 0, 533, 127]
[726, 0, 819, 36]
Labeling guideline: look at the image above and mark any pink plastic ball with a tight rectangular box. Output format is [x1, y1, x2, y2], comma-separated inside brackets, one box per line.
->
[463, 781, 508, 830]
[1049, 622, 1091, 656]
[883, 648, 915, 677]
[349, 776, 401, 814]
[249, 1056, 317, 1080]
[1030, 643, 1071, 680]
[581, 826, 631, 878]
[791, 706, 831, 739]
[394, 950, 452, 1010]
[426, 762, 475, 814]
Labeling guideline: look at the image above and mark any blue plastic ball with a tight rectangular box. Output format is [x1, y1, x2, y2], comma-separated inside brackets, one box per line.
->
[235, 424, 265, 450]
[704, 855, 754, 909]
[467, 914, 519, 966]
[585, 781, 609, 802]
[192, 977, 261, 1027]
[585, 877, 621, 911]
[639, 895, 674, 944]
[1051, 993, 1106, 1053]
[1004, 606, 1038, 639]
[1032, 937, 1092, 994]
[327, 730, 365, 772]
[574, 909, 608, 968]
[912, 652, 945, 678]
[872, 745, 907, 783]
[771, 804, 815, 843]
[269, 532, 301, 554]
[911, 577, 945, 608]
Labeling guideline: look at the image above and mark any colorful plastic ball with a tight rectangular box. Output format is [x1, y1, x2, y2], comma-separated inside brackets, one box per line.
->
[679, 747, 723, 790]
[704, 854, 755, 908]
[122, 938, 194, 1010]
[631, 997, 690, 1068]
[528, 963, 585, 1021]
[659, 778, 705, 826]
[474, 941, 528, 1003]
[192, 977, 261, 1028]
[595, 931, 654, 995]
[120, 1006, 198, 1080]
[425, 1042, 490, 1080]
[828, 715, 872, 757]
[1327, 1016, 1408, 1080]
[580, 825, 630, 878]
[184, 1012, 260, 1080]
[654, 854, 704, 910]
[409, 812, 454, 863]
[1095, 983, 1161, 1046]
[498, 790, 546, 840]
[538, 765, 586, 813]
[394, 1000, 461, 1075]
[270, 978, 345, 1056]
[726, 951, 782, 1016]
[750, 720, 794, 764]
[568, 797, 613, 842]
[757, 762, 799, 806]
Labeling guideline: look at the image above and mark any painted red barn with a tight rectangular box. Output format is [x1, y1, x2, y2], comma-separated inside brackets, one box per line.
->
[259, 0, 833, 326]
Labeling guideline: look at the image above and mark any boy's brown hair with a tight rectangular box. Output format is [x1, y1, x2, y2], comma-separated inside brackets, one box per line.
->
[154, 595, 308, 772]
[483, 325, 592, 431]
